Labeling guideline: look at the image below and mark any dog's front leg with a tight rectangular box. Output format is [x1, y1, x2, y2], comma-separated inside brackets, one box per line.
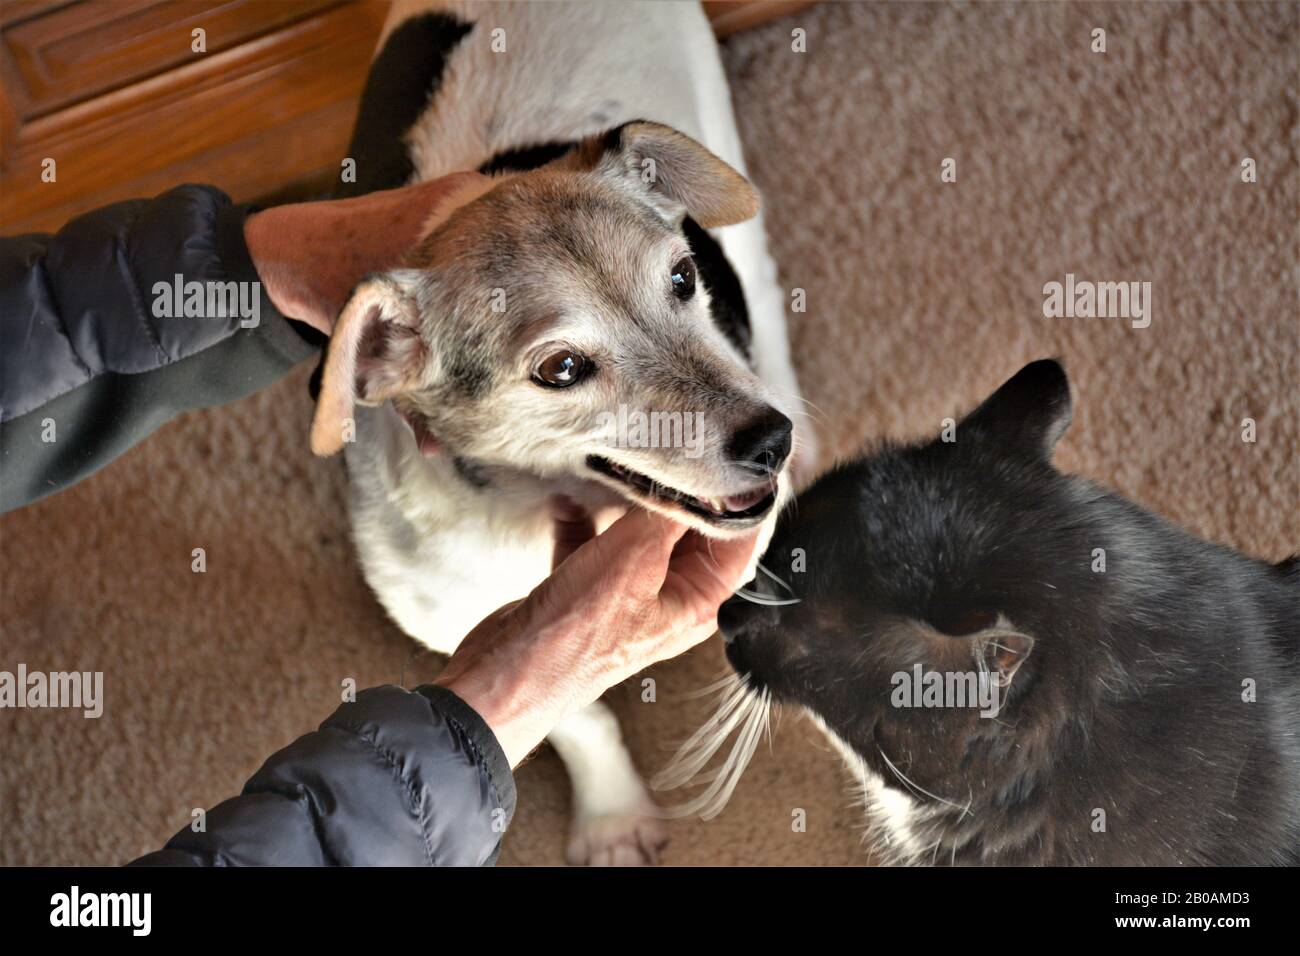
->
[546, 700, 666, 866]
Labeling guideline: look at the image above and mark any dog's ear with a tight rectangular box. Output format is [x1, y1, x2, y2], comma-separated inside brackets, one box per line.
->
[310, 274, 427, 456]
[592, 121, 759, 228]
[959, 359, 1072, 462]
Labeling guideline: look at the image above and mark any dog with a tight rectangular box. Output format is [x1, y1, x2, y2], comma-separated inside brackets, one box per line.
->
[310, 0, 815, 864]
[666, 360, 1299, 864]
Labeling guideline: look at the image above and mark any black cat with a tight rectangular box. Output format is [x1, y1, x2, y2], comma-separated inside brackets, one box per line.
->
[718, 360, 1299, 865]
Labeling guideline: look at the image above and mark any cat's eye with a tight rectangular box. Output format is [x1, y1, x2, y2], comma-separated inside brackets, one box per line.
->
[670, 256, 696, 300]
[534, 349, 591, 388]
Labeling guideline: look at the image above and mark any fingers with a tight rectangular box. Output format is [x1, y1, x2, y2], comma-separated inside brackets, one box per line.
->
[364, 171, 487, 209]
[537, 504, 688, 613]
[550, 496, 596, 570]
[550, 499, 685, 571]
[701, 529, 762, 590]
[422, 170, 490, 199]
[597, 506, 689, 565]
[550, 506, 688, 603]
[664, 529, 761, 611]
[408, 172, 491, 225]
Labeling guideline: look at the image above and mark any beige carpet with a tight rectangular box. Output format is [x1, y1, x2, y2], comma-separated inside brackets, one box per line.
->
[2, 0, 1296, 866]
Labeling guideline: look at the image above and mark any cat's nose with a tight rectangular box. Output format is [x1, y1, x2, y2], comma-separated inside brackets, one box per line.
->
[728, 407, 793, 475]
[718, 589, 770, 643]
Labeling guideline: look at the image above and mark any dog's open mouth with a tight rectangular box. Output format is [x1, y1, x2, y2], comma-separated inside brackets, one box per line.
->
[586, 456, 777, 523]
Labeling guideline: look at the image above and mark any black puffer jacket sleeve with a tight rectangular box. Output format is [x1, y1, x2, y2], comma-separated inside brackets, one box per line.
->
[130, 685, 516, 867]
[0, 185, 322, 512]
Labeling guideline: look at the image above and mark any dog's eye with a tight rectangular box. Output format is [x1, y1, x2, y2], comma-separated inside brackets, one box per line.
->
[534, 350, 590, 388]
[670, 256, 696, 300]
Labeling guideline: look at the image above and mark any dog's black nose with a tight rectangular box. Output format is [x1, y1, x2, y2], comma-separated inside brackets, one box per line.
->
[728, 407, 793, 474]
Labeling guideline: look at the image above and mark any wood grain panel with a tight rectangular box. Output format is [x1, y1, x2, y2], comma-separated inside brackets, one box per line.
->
[1, 1, 389, 235]
[4, 0, 341, 119]
[703, 0, 817, 38]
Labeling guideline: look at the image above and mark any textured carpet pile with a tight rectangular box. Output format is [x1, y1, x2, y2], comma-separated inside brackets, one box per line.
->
[2, 1, 1295, 865]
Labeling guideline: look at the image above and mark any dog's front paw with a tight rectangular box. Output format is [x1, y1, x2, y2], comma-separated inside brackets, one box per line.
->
[566, 807, 668, 866]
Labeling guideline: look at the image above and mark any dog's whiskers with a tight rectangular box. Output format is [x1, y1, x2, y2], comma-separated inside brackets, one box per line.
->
[764, 384, 831, 433]
[724, 458, 780, 483]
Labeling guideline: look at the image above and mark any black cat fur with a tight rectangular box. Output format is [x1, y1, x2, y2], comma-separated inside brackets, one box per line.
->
[721, 360, 1299, 865]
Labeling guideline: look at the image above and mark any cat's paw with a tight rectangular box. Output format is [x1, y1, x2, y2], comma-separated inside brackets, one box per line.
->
[565, 807, 668, 866]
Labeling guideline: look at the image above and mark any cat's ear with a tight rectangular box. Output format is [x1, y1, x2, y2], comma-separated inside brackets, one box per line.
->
[311, 273, 428, 456]
[961, 359, 1072, 461]
[974, 631, 1035, 688]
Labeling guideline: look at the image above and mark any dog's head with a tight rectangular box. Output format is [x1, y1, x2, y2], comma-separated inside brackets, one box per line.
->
[311, 121, 795, 535]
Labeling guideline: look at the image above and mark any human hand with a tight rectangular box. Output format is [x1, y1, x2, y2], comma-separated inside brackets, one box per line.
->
[435, 501, 760, 767]
[243, 172, 487, 335]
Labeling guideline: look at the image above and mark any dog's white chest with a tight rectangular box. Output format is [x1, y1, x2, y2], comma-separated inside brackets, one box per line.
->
[344, 406, 555, 652]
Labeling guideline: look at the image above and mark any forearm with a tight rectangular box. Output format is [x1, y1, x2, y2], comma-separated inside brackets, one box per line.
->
[130, 685, 516, 867]
[0, 176, 481, 513]
[435, 623, 591, 769]
[0, 187, 321, 512]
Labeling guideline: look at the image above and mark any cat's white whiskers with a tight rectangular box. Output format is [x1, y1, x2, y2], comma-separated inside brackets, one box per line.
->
[693, 539, 801, 607]
[731, 587, 801, 607]
[652, 675, 772, 820]
[733, 560, 801, 607]
[651, 679, 751, 790]
[756, 560, 796, 595]
[877, 746, 974, 819]
[682, 673, 744, 700]
[670, 690, 768, 820]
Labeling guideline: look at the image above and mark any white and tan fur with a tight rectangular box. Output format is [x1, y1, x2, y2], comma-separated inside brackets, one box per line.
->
[316, 0, 814, 864]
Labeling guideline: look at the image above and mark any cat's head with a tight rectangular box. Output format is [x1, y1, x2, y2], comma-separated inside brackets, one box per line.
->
[717, 360, 1113, 793]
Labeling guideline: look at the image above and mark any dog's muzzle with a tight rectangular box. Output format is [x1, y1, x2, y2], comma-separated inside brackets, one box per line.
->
[585, 456, 780, 527]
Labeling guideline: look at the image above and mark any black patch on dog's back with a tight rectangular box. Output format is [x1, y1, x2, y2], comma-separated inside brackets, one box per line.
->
[335, 13, 474, 198]
[478, 141, 577, 176]
[311, 13, 472, 401]
[681, 217, 751, 358]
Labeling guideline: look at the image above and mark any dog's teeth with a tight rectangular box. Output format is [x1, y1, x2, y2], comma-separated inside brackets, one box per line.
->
[724, 489, 768, 513]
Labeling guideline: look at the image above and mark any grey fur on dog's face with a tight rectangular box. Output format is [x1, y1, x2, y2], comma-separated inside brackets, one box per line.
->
[312, 123, 793, 535]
